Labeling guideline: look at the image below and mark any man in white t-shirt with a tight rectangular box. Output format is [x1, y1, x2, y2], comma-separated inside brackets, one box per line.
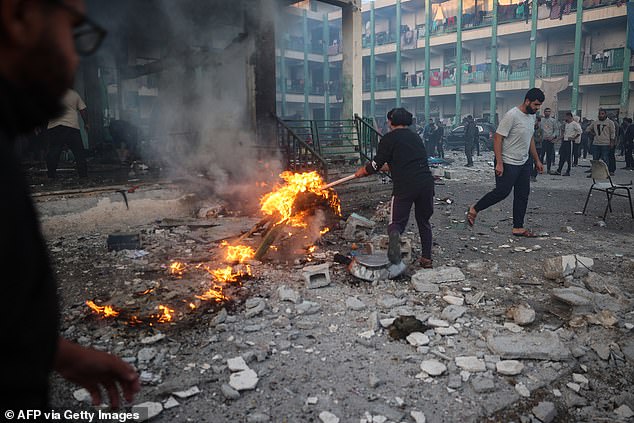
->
[45, 88, 89, 178]
[552, 112, 582, 175]
[467, 88, 544, 237]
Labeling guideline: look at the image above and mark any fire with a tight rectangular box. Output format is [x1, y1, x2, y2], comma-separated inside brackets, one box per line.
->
[260, 171, 341, 226]
[204, 265, 250, 283]
[307, 245, 316, 253]
[169, 261, 186, 276]
[320, 227, 330, 235]
[156, 305, 175, 323]
[196, 285, 228, 302]
[86, 300, 119, 318]
[223, 244, 255, 263]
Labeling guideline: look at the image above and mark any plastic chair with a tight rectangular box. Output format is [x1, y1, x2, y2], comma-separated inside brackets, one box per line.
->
[582, 160, 634, 219]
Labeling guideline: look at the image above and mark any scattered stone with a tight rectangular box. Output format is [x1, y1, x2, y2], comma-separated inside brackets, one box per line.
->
[407, 332, 430, 346]
[411, 267, 465, 284]
[427, 317, 450, 328]
[277, 286, 301, 304]
[163, 396, 179, 409]
[442, 295, 464, 306]
[410, 410, 426, 423]
[132, 401, 163, 422]
[455, 356, 486, 372]
[346, 296, 366, 311]
[448, 375, 462, 389]
[227, 356, 249, 372]
[411, 280, 440, 294]
[572, 373, 589, 385]
[465, 292, 485, 305]
[543, 255, 594, 280]
[614, 405, 634, 419]
[552, 287, 594, 308]
[441, 305, 466, 322]
[303, 263, 331, 289]
[72, 388, 91, 403]
[369, 373, 382, 388]
[435, 326, 459, 336]
[506, 303, 536, 325]
[503, 322, 524, 333]
[319, 411, 340, 423]
[471, 376, 495, 393]
[343, 213, 375, 241]
[378, 295, 407, 309]
[561, 226, 575, 233]
[221, 383, 240, 400]
[566, 382, 581, 393]
[592, 342, 611, 360]
[211, 308, 228, 326]
[229, 369, 259, 391]
[306, 396, 319, 405]
[420, 360, 447, 376]
[141, 333, 166, 345]
[515, 382, 530, 397]
[295, 301, 321, 315]
[487, 332, 571, 361]
[532, 401, 557, 423]
[137, 347, 157, 363]
[245, 297, 266, 318]
[496, 360, 524, 376]
[172, 386, 200, 399]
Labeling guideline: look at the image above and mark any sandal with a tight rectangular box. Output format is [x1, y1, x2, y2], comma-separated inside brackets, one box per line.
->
[512, 229, 538, 238]
[466, 206, 477, 227]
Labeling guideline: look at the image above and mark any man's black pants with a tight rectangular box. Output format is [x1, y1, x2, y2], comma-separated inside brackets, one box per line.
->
[465, 139, 474, 165]
[474, 159, 531, 229]
[625, 142, 634, 168]
[389, 182, 435, 260]
[543, 140, 555, 172]
[572, 143, 581, 166]
[46, 125, 87, 178]
[557, 141, 572, 173]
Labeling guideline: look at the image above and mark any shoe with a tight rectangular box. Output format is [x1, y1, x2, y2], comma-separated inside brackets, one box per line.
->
[586, 174, 592, 178]
[563, 171, 570, 176]
[387, 230, 401, 264]
[584, 169, 592, 173]
[550, 170, 561, 175]
[610, 172, 615, 176]
[572, 164, 578, 167]
[419, 257, 433, 269]
[512, 229, 539, 238]
[465, 163, 474, 167]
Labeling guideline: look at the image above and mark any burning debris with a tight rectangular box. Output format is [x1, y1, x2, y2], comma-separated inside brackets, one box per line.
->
[84, 171, 340, 326]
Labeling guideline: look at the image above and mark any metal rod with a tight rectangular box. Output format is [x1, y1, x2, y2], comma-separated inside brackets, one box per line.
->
[321, 174, 357, 190]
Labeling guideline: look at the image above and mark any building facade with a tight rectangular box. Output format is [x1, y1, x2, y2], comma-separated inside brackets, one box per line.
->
[277, 0, 631, 126]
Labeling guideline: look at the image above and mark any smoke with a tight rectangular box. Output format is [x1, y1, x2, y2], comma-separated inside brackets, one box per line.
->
[87, 0, 286, 209]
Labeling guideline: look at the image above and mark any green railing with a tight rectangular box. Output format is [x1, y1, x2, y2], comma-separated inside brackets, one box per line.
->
[275, 116, 328, 178]
[354, 114, 381, 163]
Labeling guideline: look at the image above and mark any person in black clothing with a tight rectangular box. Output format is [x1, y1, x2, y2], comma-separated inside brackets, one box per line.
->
[0, 0, 139, 411]
[624, 118, 634, 170]
[433, 119, 445, 158]
[464, 115, 478, 167]
[354, 108, 435, 268]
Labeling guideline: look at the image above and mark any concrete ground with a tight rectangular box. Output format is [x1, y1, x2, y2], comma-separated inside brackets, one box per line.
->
[36, 150, 634, 423]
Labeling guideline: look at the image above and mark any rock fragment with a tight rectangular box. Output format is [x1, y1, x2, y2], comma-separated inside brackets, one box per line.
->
[532, 401, 557, 423]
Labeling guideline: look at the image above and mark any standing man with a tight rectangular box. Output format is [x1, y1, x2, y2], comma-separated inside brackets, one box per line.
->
[467, 88, 544, 237]
[540, 107, 559, 174]
[552, 112, 581, 176]
[464, 115, 478, 167]
[587, 108, 616, 176]
[45, 88, 89, 178]
[580, 117, 591, 159]
[433, 119, 445, 158]
[0, 0, 139, 410]
[623, 118, 634, 170]
[354, 108, 435, 269]
[531, 116, 543, 182]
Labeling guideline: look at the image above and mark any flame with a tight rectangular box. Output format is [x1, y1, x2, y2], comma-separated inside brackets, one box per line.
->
[260, 171, 341, 226]
[196, 285, 228, 302]
[156, 305, 175, 323]
[188, 302, 197, 310]
[320, 227, 330, 235]
[224, 244, 255, 263]
[169, 261, 186, 276]
[307, 245, 316, 253]
[86, 300, 119, 318]
[129, 315, 142, 325]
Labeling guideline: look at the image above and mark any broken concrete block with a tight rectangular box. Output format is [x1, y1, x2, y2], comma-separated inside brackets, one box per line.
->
[318, 411, 340, 423]
[406, 332, 430, 347]
[132, 401, 163, 422]
[496, 360, 524, 376]
[221, 383, 241, 399]
[342, 213, 375, 241]
[455, 356, 486, 372]
[277, 286, 301, 303]
[441, 305, 466, 322]
[303, 263, 331, 289]
[532, 401, 557, 423]
[411, 267, 465, 285]
[229, 368, 259, 391]
[551, 287, 594, 313]
[471, 376, 495, 393]
[487, 332, 571, 361]
[543, 255, 594, 280]
[420, 360, 446, 376]
[443, 170, 457, 179]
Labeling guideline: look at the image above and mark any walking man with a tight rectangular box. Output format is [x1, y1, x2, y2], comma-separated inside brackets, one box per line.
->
[552, 112, 581, 176]
[587, 108, 616, 176]
[45, 88, 89, 178]
[355, 108, 435, 268]
[540, 107, 559, 174]
[467, 88, 544, 237]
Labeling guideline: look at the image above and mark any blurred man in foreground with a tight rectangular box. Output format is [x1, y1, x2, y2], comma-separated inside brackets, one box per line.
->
[0, 0, 139, 410]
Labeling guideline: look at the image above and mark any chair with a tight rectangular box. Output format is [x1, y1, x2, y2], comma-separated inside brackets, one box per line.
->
[582, 160, 634, 219]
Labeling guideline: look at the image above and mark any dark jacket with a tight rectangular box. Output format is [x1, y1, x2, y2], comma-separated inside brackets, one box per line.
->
[365, 128, 433, 196]
[0, 77, 60, 408]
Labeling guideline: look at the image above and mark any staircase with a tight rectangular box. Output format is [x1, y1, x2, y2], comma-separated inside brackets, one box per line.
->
[274, 115, 392, 196]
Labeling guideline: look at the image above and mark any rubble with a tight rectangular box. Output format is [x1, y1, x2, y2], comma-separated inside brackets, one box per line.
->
[543, 255, 594, 280]
[487, 332, 571, 360]
[303, 263, 331, 289]
[229, 369, 259, 391]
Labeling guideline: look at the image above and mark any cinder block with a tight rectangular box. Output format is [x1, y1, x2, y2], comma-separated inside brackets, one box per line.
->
[303, 263, 331, 289]
[343, 213, 375, 241]
[444, 170, 457, 179]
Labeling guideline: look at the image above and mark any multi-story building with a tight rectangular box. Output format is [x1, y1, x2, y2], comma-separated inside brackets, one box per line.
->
[277, 0, 631, 126]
